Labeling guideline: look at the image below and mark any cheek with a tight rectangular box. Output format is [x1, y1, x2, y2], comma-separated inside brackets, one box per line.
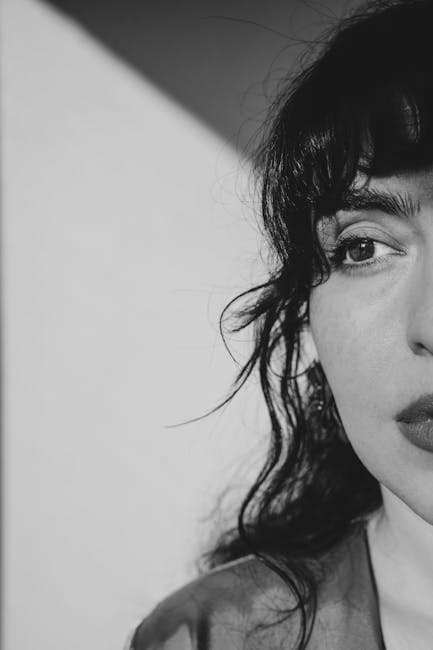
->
[308, 285, 396, 431]
[308, 281, 433, 525]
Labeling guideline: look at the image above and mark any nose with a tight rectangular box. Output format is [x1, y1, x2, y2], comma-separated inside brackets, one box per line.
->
[406, 249, 433, 356]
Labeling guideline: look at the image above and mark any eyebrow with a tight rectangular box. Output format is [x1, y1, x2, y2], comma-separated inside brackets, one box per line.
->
[337, 187, 421, 219]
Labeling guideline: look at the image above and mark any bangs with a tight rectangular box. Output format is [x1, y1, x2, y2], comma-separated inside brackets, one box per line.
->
[362, 84, 433, 175]
[303, 80, 433, 218]
[289, 2, 433, 215]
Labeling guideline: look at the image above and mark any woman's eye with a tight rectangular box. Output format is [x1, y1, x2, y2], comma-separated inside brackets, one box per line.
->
[327, 234, 401, 274]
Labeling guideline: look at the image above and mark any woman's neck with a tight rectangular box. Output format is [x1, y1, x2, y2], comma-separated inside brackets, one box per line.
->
[367, 486, 433, 649]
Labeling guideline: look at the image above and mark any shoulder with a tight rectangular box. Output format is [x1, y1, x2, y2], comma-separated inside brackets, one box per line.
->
[129, 554, 301, 650]
[129, 523, 380, 650]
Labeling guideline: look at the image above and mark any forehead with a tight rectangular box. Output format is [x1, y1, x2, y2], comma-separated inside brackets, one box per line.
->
[352, 167, 433, 202]
[315, 166, 433, 239]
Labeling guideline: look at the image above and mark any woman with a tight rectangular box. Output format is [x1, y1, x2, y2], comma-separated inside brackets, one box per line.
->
[131, 1, 433, 648]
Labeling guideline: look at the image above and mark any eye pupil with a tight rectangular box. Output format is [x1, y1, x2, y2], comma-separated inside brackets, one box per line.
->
[347, 239, 375, 263]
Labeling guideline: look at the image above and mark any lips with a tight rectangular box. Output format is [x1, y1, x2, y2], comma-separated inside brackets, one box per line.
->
[396, 393, 433, 452]
[396, 393, 433, 424]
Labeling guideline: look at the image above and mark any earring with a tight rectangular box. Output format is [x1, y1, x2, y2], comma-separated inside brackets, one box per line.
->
[307, 362, 349, 444]
[323, 395, 349, 444]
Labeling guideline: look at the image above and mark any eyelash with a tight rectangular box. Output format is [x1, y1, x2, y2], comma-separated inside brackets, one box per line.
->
[327, 232, 400, 275]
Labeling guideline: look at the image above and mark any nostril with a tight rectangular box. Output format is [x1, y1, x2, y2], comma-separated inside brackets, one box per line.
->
[414, 341, 433, 356]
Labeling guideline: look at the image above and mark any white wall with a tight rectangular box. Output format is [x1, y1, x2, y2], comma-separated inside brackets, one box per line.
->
[1, 1, 268, 648]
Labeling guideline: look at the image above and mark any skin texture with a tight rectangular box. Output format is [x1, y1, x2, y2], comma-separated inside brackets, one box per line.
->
[308, 168, 433, 648]
[310, 168, 433, 523]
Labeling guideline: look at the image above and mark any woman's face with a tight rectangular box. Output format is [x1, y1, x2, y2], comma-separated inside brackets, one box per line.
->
[309, 167, 433, 524]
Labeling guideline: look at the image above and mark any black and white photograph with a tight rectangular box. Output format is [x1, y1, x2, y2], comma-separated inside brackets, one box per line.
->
[3, 1, 433, 649]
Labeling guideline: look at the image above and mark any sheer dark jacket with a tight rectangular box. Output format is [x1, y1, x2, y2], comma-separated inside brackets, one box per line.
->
[131, 523, 385, 649]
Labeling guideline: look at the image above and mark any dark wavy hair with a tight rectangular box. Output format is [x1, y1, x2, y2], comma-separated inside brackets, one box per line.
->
[197, 1, 433, 648]
[130, 2, 433, 649]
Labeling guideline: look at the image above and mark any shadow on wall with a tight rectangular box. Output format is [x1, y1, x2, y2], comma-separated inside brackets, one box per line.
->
[42, 0, 355, 154]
